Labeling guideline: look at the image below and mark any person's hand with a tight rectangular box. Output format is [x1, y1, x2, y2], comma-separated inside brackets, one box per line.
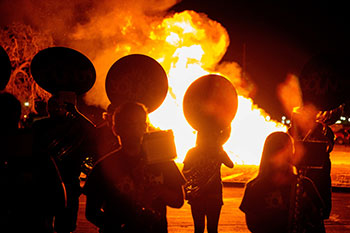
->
[219, 150, 234, 168]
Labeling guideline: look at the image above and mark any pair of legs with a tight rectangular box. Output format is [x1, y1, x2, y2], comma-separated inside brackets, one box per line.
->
[190, 200, 222, 233]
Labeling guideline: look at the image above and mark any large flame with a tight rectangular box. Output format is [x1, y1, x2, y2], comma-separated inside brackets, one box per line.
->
[76, 9, 286, 164]
[1, 3, 287, 164]
[144, 11, 286, 164]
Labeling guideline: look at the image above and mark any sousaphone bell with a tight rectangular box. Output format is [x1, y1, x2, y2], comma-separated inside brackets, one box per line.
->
[30, 46, 96, 97]
[30, 46, 97, 160]
[105, 54, 176, 164]
[105, 54, 168, 113]
[0, 45, 12, 91]
[183, 74, 238, 132]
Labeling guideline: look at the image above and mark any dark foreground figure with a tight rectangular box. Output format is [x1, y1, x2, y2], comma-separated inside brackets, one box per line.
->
[0, 92, 46, 232]
[183, 126, 233, 233]
[84, 102, 184, 233]
[32, 94, 97, 233]
[240, 131, 330, 233]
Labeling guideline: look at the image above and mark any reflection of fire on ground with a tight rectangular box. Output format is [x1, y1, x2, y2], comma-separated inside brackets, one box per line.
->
[1, 1, 286, 165]
[330, 145, 350, 188]
[215, 145, 350, 187]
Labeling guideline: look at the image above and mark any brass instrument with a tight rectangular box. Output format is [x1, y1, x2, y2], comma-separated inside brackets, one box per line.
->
[289, 122, 332, 232]
[0, 45, 11, 90]
[105, 54, 168, 113]
[31, 46, 97, 170]
[46, 111, 85, 162]
[182, 74, 238, 201]
[31, 47, 96, 95]
[289, 169, 328, 233]
[183, 74, 238, 131]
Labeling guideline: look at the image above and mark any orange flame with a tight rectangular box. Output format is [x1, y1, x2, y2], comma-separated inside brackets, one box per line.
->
[145, 11, 286, 164]
[1, 2, 287, 164]
[77, 10, 286, 164]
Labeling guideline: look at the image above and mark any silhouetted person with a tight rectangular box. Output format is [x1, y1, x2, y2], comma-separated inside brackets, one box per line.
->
[239, 132, 296, 233]
[0, 92, 44, 232]
[32, 93, 97, 233]
[288, 105, 335, 231]
[183, 126, 234, 233]
[84, 102, 184, 233]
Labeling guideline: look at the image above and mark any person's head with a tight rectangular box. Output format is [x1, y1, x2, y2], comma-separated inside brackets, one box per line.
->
[113, 102, 148, 149]
[47, 95, 66, 118]
[0, 92, 21, 131]
[47, 91, 78, 118]
[258, 131, 294, 179]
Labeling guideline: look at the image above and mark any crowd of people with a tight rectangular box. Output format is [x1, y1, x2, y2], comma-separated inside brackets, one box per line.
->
[0, 90, 335, 233]
[0, 48, 337, 233]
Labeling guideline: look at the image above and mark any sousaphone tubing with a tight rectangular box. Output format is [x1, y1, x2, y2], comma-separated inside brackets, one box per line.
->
[183, 74, 238, 131]
[30, 47, 96, 95]
[0, 45, 12, 90]
[105, 54, 168, 113]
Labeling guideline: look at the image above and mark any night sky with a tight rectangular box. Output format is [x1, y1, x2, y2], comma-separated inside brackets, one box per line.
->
[170, 0, 350, 119]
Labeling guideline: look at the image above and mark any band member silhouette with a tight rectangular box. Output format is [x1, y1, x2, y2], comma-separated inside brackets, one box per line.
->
[183, 126, 233, 233]
[33, 93, 97, 233]
[84, 102, 184, 233]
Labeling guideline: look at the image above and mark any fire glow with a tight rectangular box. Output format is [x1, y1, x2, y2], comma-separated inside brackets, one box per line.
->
[2, 6, 287, 165]
[142, 11, 286, 164]
[80, 10, 287, 165]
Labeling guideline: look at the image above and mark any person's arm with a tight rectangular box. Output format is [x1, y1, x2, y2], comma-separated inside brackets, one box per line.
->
[153, 184, 184, 208]
[149, 162, 185, 208]
[182, 149, 194, 173]
[239, 181, 263, 232]
[220, 150, 234, 168]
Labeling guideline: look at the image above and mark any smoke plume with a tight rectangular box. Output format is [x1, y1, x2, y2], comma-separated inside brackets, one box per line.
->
[1, 0, 249, 110]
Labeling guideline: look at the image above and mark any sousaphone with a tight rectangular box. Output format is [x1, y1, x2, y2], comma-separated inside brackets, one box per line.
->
[182, 74, 238, 200]
[0, 45, 12, 90]
[30, 46, 96, 208]
[30, 46, 96, 95]
[183, 74, 238, 131]
[105, 54, 168, 113]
